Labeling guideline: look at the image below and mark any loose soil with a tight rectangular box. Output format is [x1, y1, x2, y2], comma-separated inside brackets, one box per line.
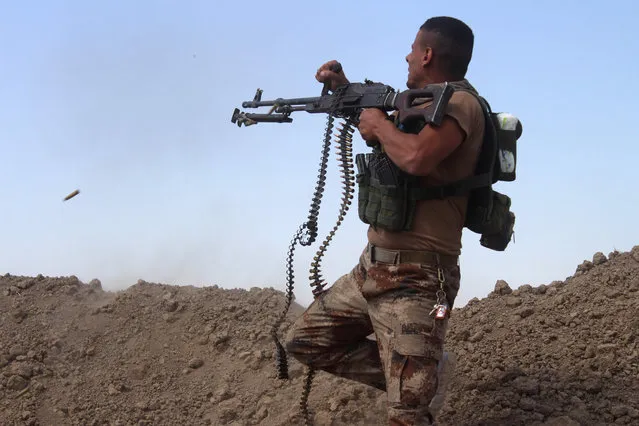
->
[1, 246, 638, 425]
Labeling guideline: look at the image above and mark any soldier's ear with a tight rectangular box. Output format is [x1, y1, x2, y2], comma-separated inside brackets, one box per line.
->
[422, 47, 433, 68]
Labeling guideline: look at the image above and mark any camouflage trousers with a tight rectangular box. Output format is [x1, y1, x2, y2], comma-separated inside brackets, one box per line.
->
[285, 244, 461, 425]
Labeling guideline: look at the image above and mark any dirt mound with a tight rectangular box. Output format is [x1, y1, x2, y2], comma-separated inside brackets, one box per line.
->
[1, 246, 638, 426]
[440, 247, 639, 425]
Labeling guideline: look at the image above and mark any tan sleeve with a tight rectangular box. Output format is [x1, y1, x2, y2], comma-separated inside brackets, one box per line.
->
[444, 91, 484, 140]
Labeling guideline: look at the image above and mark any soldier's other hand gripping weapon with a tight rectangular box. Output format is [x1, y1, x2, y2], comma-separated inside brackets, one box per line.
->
[230, 62, 453, 425]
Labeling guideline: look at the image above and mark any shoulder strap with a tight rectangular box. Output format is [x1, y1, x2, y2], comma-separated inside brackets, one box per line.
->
[409, 81, 499, 200]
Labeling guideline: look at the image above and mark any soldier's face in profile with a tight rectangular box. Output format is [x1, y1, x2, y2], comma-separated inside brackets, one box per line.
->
[405, 30, 430, 89]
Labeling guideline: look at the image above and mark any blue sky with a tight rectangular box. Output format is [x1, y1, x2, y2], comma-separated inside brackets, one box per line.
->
[1, 0, 638, 308]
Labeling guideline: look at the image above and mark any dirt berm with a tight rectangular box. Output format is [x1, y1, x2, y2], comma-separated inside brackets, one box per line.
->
[2, 246, 638, 426]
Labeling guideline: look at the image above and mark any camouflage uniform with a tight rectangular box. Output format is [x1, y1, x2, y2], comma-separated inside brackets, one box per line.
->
[285, 243, 460, 425]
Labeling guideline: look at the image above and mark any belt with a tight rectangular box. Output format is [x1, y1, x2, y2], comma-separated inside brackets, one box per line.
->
[367, 243, 458, 267]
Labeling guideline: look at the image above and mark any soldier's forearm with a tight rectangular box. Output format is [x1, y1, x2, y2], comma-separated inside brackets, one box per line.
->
[374, 119, 423, 175]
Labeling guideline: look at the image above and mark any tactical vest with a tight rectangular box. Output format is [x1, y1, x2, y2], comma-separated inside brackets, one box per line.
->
[354, 80, 523, 251]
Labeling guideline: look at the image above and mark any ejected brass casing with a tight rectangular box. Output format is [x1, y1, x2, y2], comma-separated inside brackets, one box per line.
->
[63, 189, 80, 201]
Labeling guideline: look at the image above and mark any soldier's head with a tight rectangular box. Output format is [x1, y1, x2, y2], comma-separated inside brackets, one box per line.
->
[406, 17, 474, 88]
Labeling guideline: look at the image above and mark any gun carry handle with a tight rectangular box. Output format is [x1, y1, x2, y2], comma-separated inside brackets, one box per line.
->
[395, 83, 454, 126]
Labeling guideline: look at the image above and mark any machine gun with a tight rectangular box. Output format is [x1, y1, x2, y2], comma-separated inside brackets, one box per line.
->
[230, 63, 454, 426]
[231, 68, 454, 127]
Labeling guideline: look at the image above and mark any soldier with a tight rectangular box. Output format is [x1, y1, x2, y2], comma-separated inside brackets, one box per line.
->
[286, 16, 485, 425]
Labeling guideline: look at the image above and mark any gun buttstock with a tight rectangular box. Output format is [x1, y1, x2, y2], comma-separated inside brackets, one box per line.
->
[396, 83, 454, 126]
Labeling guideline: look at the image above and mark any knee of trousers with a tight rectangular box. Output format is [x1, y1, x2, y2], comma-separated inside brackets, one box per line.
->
[284, 340, 321, 368]
[283, 327, 334, 369]
[283, 326, 314, 364]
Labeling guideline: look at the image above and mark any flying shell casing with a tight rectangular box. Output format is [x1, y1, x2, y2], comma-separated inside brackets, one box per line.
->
[63, 189, 80, 201]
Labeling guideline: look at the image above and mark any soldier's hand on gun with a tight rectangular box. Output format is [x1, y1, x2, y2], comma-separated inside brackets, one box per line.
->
[357, 109, 388, 144]
[315, 60, 349, 92]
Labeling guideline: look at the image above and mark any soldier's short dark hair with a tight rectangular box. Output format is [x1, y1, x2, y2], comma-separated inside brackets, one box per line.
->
[420, 16, 474, 80]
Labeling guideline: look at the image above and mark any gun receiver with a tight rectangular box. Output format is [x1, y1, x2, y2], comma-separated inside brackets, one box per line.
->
[231, 76, 454, 128]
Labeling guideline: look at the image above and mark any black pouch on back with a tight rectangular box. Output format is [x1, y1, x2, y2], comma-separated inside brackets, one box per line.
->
[478, 191, 515, 251]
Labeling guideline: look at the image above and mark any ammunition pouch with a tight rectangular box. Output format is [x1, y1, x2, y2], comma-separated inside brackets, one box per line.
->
[355, 152, 418, 232]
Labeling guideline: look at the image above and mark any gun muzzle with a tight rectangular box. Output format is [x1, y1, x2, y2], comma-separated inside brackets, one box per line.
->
[231, 108, 293, 127]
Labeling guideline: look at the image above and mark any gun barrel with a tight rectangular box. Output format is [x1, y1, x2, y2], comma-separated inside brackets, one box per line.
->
[241, 113, 293, 123]
[242, 96, 322, 109]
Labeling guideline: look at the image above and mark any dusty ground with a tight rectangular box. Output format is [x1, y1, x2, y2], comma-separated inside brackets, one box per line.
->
[1, 246, 638, 425]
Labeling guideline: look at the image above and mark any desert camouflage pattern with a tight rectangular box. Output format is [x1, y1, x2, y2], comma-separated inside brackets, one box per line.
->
[286, 245, 460, 425]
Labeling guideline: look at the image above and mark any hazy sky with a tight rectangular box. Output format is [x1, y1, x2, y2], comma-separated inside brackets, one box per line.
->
[2, 0, 638, 308]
